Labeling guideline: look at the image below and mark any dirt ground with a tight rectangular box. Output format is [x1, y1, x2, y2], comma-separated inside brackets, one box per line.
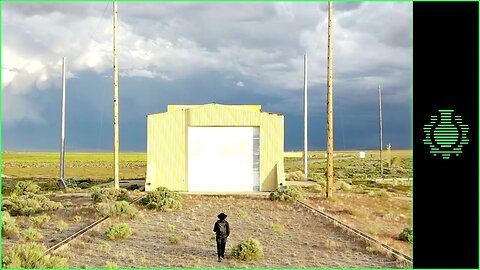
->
[55, 195, 407, 268]
[304, 193, 412, 256]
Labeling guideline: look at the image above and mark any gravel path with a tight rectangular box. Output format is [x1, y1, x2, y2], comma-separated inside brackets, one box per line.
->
[61, 195, 404, 268]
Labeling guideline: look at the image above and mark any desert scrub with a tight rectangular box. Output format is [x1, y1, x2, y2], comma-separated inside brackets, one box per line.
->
[324, 239, 342, 249]
[269, 185, 303, 202]
[29, 214, 51, 228]
[20, 228, 44, 242]
[140, 187, 182, 211]
[56, 220, 69, 232]
[376, 190, 390, 199]
[104, 261, 119, 268]
[399, 227, 413, 242]
[2, 211, 19, 237]
[100, 242, 112, 252]
[73, 215, 82, 222]
[271, 224, 286, 233]
[91, 187, 131, 204]
[2, 194, 63, 216]
[2, 242, 68, 268]
[231, 238, 264, 261]
[12, 181, 41, 196]
[168, 235, 181, 244]
[238, 209, 248, 218]
[166, 223, 176, 232]
[105, 223, 132, 240]
[307, 184, 324, 193]
[95, 200, 139, 219]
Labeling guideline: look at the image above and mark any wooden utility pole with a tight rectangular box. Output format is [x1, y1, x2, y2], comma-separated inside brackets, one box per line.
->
[378, 85, 383, 179]
[59, 57, 67, 188]
[326, 2, 334, 198]
[303, 54, 308, 179]
[113, 1, 120, 189]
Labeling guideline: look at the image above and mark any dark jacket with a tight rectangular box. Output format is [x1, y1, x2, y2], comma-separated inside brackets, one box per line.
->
[213, 219, 230, 238]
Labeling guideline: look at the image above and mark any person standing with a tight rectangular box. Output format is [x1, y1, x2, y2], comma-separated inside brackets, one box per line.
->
[213, 212, 230, 262]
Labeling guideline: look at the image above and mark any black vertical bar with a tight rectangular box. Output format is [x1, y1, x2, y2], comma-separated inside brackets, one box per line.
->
[413, 2, 478, 268]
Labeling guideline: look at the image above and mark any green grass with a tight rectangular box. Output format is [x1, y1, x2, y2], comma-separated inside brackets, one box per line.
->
[2, 152, 146, 180]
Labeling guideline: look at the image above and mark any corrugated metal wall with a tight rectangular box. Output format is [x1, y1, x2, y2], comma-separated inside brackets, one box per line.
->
[146, 104, 285, 192]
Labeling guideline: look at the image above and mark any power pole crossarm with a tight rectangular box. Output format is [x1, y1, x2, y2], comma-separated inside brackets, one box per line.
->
[326, 2, 334, 198]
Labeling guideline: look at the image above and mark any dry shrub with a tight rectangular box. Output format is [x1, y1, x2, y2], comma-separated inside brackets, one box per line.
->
[271, 224, 286, 233]
[104, 261, 119, 268]
[100, 242, 111, 252]
[73, 215, 82, 222]
[376, 190, 390, 199]
[168, 235, 181, 244]
[2, 242, 68, 268]
[2, 194, 63, 216]
[269, 185, 303, 202]
[105, 223, 132, 240]
[29, 214, 50, 228]
[238, 209, 249, 218]
[12, 181, 40, 196]
[324, 239, 342, 249]
[231, 238, 264, 261]
[286, 171, 306, 181]
[95, 200, 139, 219]
[91, 187, 131, 204]
[56, 220, 69, 232]
[308, 184, 324, 193]
[20, 228, 44, 242]
[167, 223, 176, 232]
[2, 211, 19, 237]
[335, 180, 352, 191]
[399, 227, 413, 242]
[140, 187, 182, 211]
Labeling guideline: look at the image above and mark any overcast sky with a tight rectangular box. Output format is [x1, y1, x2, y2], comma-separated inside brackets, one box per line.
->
[2, 2, 411, 151]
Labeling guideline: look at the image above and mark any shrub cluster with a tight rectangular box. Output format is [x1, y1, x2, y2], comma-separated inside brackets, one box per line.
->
[12, 181, 41, 196]
[269, 185, 303, 202]
[2, 242, 68, 268]
[20, 228, 44, 242]
[2, 212, 19, 237]
[399, 227, 413, 242]
[2, 193, 63, 216]
[271, 224, 286, 233]
[91, 187, 131, 204]
[168, 235, 181, 244]
[30, 214, 51, 228]
[139, 187, 182, 211]
[105, 223, 133, 240]
[94, 200, 139, 219]
[231, 238, 264, 261]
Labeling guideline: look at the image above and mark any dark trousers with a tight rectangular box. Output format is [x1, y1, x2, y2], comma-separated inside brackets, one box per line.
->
[216, 236, 227, 258]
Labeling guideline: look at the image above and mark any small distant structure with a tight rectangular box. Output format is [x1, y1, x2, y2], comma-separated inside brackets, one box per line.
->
[359, 152, 366, 159]
[146, 104, 285, 192]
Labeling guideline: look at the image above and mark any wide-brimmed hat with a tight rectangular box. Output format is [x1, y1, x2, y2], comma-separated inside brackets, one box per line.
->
[217, 213, 227, 219]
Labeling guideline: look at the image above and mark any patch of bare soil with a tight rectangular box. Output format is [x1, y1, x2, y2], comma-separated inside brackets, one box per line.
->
[304, 192, 412, 256]
[60, 195, 406, 268]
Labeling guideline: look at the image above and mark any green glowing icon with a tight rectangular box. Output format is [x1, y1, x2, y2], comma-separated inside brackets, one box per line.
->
[423, 109, 469, 159]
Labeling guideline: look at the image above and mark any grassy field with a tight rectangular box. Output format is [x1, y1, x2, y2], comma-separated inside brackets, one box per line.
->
[2, 152, 146, 181]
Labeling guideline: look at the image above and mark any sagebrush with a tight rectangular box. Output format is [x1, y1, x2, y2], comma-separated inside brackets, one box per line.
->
[2, 211, 19, 237]
[269, 185, 303, 202]
[95, 200, 139, 219]
[30, 214, 51, 228]
[91, 187, 131, 204]
[12, 181, 41, 196]
[140, 187, 182, 211]
[231, 238, 264, 261]
[2, 242, 68, 268]
[105, 223, 132, 240]
[2, 194, 63, 216]
[21, 228, 44, 242]
[399, 227, 413, 242]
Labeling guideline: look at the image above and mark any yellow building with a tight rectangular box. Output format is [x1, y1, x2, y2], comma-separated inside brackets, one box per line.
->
[146, 104, 285, 192]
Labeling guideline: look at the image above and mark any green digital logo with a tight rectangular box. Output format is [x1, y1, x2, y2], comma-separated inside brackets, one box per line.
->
[423, 109, 469, 159]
